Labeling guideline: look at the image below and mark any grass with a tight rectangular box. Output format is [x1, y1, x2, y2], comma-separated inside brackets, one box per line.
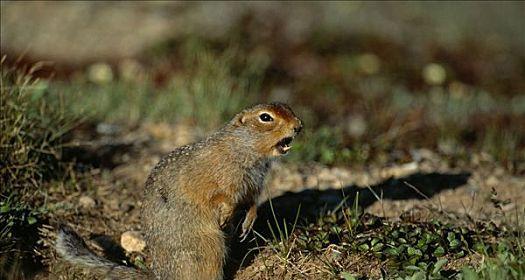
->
[258, 197, 524, 279]
[21, 36, 525, 173]
[462, 250, 525, 280]
[285, 85, 524, 171]
[0, 60, 73, 190]
[460, 200, 525, 280]
[0, 58, 78, 278]
[51, 41, 268, 131]
[1, 32, 524, 279]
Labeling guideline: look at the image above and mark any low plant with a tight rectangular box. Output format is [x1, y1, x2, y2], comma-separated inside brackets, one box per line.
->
[0, 58, 75, 277]
[53, 41, 268, 130]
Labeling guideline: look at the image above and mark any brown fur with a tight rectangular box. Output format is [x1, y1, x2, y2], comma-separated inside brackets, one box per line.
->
[142, 102, 302, 279]
[56, 103, 302, 279]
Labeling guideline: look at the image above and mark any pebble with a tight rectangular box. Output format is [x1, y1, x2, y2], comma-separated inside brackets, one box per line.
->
[486, 176, 499, 187]
[108, 199, 121, 211]
[87, 62, 113, 84]
[423, 63, 446, 85]
[120, 231, 146, 253]
[79, 195, 96, 209]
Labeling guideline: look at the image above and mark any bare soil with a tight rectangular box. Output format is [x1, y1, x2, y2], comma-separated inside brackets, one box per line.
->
[34, 123, 524, 279]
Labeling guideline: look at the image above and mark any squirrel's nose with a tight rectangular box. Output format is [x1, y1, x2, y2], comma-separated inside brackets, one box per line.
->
[294, 123, 303, 134]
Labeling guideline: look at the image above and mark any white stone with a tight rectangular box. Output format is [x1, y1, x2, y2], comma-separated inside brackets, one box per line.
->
[423, 63, 446, 85]
[120, 231, 146, 253]
[79, 195, 96, 209]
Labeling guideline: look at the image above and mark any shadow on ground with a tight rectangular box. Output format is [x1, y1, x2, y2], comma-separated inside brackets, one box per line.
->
[45, 171, 470, 279]
[62, 124, 153, 170]
[224, 171, 471, 279]
[0, 212, 46, 279]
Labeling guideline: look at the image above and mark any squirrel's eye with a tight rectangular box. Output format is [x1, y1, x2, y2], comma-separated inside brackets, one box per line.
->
[259, 113, 274, 122]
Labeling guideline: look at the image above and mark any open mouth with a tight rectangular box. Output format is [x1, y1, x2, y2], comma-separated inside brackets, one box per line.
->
[276, 136, 294, 154]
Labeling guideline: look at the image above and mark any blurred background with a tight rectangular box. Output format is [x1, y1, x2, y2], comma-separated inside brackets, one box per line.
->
[2, 1, 524, 172]
[1, 2, 525, 279]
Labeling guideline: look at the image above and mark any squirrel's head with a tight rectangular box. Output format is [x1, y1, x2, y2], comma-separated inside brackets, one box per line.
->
[229, 103, 303, 157]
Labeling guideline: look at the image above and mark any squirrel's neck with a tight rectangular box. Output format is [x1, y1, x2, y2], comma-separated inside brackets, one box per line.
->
[194, 126, 271, 204]
[206, 125, 266, 166]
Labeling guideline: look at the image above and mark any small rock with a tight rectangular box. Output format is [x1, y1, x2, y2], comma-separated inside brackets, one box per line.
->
[346, 114, 367, 138]
[108, 199, 121, 211]
[423, 63, 446, 85]
[121, 231, 146, 253]
[87, 62, 113, 85]
[96, 123, 121, 135]
[79, 195, 96, 209]
[357, 53, 381, 75]
[486, 176, 499, 187]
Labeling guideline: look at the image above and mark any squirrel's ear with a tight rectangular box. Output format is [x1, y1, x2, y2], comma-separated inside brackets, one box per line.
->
[232, 113, 246, 126]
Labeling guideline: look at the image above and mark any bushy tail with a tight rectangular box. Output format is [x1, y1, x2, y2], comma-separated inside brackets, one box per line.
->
[56, 225, 147, 279]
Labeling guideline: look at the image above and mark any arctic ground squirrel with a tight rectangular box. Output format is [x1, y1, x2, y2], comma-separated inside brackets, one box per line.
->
[56, 103, 303, 279]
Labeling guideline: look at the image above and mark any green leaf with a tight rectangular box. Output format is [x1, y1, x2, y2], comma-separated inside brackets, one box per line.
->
[447, 232, 456, 242]
[27, 216, 37, 225]
[407, 247, 423, 256]
[409, 256, 420, 265]
[406, 265, 422, 271]
[391, 230, 400, 238]
[454, 251, 465, 258]
[372, 243, 384, 251]
[461, 267, 478, 280]
[410, 271, 426, 280]
[432, 259, 448, 275]
[134, 256, 147, 270]
[358, 243, 370, 251]
[473, 242, 486, 253]
[385, 247, 399, 256]
[341, 272, 356, 280]
[0, 204, 10, 213]
[434, 246, 445, 257]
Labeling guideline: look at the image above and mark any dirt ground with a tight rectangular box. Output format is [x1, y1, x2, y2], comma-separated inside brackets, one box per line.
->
[29, 123, 523, 279]
[2, 3, 524, 279]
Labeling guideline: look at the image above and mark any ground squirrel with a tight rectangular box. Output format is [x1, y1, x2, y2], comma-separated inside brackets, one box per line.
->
[56, 103, 303, 279]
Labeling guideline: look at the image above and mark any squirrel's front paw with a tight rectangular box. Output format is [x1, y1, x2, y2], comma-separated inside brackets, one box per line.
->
[218, 203, 233, 228]
[239, 205, 257, 242]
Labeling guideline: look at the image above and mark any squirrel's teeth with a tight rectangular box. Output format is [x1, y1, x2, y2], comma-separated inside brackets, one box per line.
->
[276, 136, 294, 154]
